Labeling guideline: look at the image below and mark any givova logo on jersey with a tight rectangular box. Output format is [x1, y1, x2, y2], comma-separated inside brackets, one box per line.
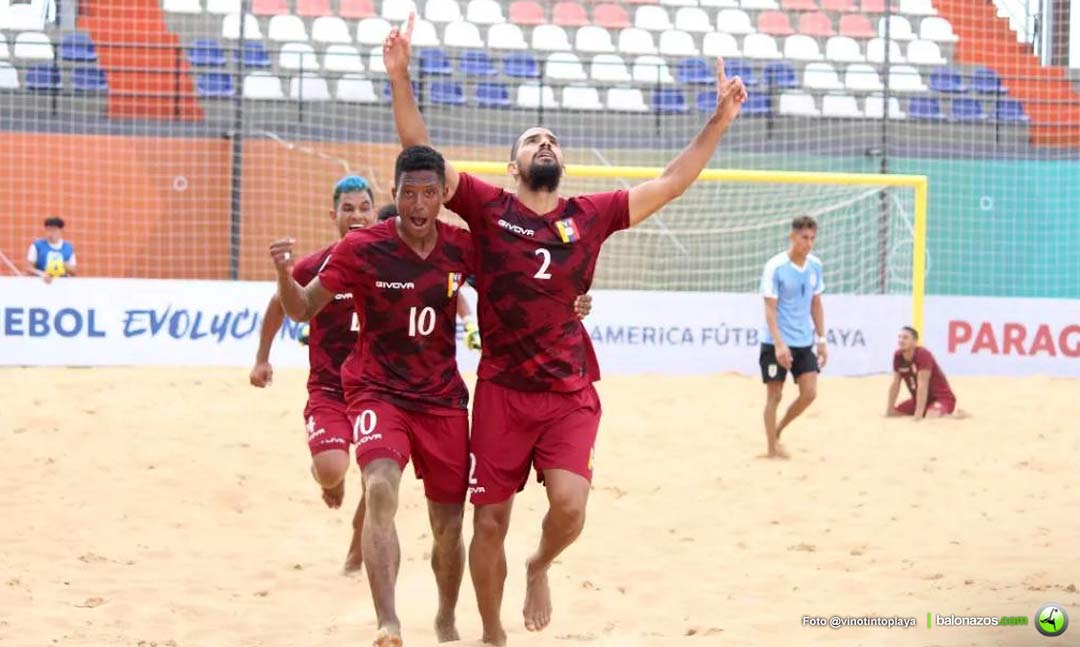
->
[375, 280, 415, 290]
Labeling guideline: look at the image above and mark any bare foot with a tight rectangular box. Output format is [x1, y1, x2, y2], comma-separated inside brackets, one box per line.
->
[434, 612, 460, 643]
[480, 628, 507, 646]
[523, 558, 552, 632]
[760, 445, 790, 460]
[322, 480, 344, 509]
[373, 627, 403, 647]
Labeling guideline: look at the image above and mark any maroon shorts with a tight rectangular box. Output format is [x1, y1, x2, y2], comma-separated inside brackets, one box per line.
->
[469, 379, 601, 505]
[303, 394, 353, 457]
[896, 397, 957, 416]
[348, 398, 469, 504]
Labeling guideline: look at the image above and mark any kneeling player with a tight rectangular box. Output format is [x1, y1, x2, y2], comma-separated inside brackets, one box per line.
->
[886, 326, 958, 418]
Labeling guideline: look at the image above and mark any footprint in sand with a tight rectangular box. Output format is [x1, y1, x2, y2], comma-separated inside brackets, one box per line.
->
[75, 597, 107, 608]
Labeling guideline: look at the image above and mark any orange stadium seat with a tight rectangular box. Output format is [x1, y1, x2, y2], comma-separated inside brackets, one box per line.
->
[821, 0, 857, 10]
[296, 0, 333, 17]
[839, 14, 874, 38]
[554, 2, 590, 26]
[252, 0, 289, 16]
[757, 11, 794, 35]
[594, 3, 631, 28]
[798, 12, 834, 36]
[509, 1, 546, 25]
[339, 0, 376, 19]
[780, 0, 818, 10]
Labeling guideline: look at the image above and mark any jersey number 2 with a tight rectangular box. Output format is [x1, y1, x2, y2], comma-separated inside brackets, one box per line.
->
[534, 248, 552, 280]
[409, 306, 436, 337]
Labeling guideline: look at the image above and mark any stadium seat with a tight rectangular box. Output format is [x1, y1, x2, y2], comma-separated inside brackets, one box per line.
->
[594, 4, 631, 29]
[545, 52, 587, 80]
[844, 63, 882, 91]
[908, 96, 943, 119]
[509, 1, 545, 26]
[339, 0, 375, 19]
[25, 63, 60, 90]
[972, 67, 1003, 94]
[674, 8, 712, 33]
[516, 83, 558, 108]
[695, 90, 715, 112]
[838, 14, 873, 38]
[576, 26, 615, 53]
[716, 9, 754, 34]
[888, 64, 926, 91]
[0, 37, 10, 61]
[323, 45, 365, 73]
[312, 16, 351, 43]
[554, 1, 589, 27]
[878, 16, 914, 40]
[425, 0, 463, 23]
[703, 32, 741, 57]
[279, 43, 319, 70]
[757, 11, 793, 35]
[951, 97, 984, 121]
[825, 36, 864, 63]
[782, 0, 818, 8]
[71, 66, 107, 91]
[723, 58, 759, 85]
[3, 3, 46, 30]
[196, 72, 234, 96]
[701, 0, 739, 6]
[778, 90, 818, 115]
[368, 47, 387, 73]
[189, 39, 227, 66]
[802, 62, 842, 90]
[865, 93, 906, 118]
[466, 0, 505, 24]
[919, 17, 958, 42]
[860, 0, 894, 12]
[409, 19, 441, 46]
[357, 18, 393, 46]
[651, 87, 688, 113]
[290, 74, 331, 100]
[659, 30, 698, 56]
[929, 67, 965, 93]
[382, 0, 418, 21]
[798, 12, 833, 37]
[764, 61, 797, 88]
[995, 98, 1028, 122]
[242, 41, 272, 67]
[635, 6, 673, 31]
[532, 25, 572, 51]
[430, 79, 466, 104]
[590, 54, 631, 81]
[899, 0, 935, 16]
[419, 48, 453, 74]
[821, 0, 856, 10]
[633, 55, 674, 83]
[821, 93, 862, 117]
[222, 13, 263, 39]
[661, 0, 697, 6]
[488, 23, 528, 49]
[741, 0, 779, 8]
[444, 21, 484, 48]
[617, 28, 657, 55]
[252, 0, 288, 15]
[562, 84, 603, 109]
[867, 37, 905, 64]
[905, 39, 945, 65]
[164, 0, 203, 14]
[59, 33, 96, 62]
[503, 51, 540, 77]
[460, 50, 496, 75]
[740, 92, 771, 115]
[14, 32, 53, 60]
[297, 0, 333, 17]
[742, 33, 781, 59]
[606, 87, 649, 111]
[336, 74, 378, 101]
[475, 82, 511, 107]
[676, 57, 712, 84]
[784, 34, 822, 60]
[207, 0, 241, 14]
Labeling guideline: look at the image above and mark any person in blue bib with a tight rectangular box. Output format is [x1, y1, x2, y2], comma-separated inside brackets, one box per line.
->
[26, 217, 76, 283]
[759, 215, 827, 459]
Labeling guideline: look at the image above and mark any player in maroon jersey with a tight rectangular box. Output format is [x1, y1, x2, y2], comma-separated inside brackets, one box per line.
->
[249, 175, 375, 573]
[385, 15, 747, 644]
[887, 326, 959, 418]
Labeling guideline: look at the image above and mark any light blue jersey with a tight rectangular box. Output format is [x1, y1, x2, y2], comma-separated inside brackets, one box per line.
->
[760, 251, 824, 348]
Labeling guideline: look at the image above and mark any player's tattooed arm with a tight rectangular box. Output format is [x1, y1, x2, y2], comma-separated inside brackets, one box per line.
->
[270, 238, 333, 322]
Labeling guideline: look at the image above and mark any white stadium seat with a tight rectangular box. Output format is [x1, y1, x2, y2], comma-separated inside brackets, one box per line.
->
[659, 29, 698, 56]
[701, 0, 738, 6]
[822, 94, 862, 117]
[878, 15, 914, 41]
[844, 63, 883, 91]
[632, 55, 674, 83]
[222, 13, 263, 40]
[741, 0, 778, 8]
[888, 64, 927, 92]
[279, 42, 319, 70]
[742, 33, 781, 59]
[675, 8, 713, 33]
[312, 16, 352, 43]
[0, 62, 19, 89]
[606, 87, 649, 111]
[919, 16, 958, 42]
[617, 28, 657, 55]
[356, 17, 393, 46]
[575, 26, 616, 53]
[803, 62, 843, 90]
[899, 0, 936, 16]
[466, 0, 505, 24]
[590, 53, 631, 82]
[905, 39, 945, 65]
[661, 0, 697, 6]
[532, 24, 571, 51]
[382, 0, 417, 21]
[443, 20, 484, 48]
[487, 23, 527, 49]
[865, 94, 906, 119]
[635, 6, 673, 32]
[323, 45, 365, 73]
[164, 0, 203, 14]
[410, 19, 441, 46]
[867, 37, 905, 64]
[561, 84, 603, 110]
[517, 83, 558, 108]
[825, 36, 864, 63]
[0, 37, 9, 61]
[14, 32, 53, 60]
[243, 72, 284, 99]
[368, 47, 387, 73]
[337, 75, 379, 102]
[425, 0, 463, 23]
[290, 74, 331, 100]
[778, 91, 819, 116]
[545, 52, 587, 80]
[716, 9, 754, 35]
[268, 14, 308, 42]
[784, 34, 822, 61]
[207, 0, 240, 14]
[703, 32, 740, 57]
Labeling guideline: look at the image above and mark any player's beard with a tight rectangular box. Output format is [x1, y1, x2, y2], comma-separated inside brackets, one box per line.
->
[524, 160, 562, 192]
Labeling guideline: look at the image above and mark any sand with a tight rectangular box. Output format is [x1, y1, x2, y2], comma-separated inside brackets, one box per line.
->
[1, 367, 1078, 647]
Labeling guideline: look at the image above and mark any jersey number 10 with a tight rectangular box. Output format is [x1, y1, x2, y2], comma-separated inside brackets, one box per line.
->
[409, 306, 436, 337]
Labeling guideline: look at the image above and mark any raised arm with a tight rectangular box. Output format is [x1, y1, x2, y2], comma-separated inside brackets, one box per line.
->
[384, 14, 460, 200]
[885, 372, 902, 416]
[627, 58, 746, 227]
[270, 238, 334, 322]
[250, 294, 285, 387]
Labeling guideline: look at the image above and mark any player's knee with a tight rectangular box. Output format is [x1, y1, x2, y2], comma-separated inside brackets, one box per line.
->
[473, 506, 511, 544]
[311, 450, 349, 489]
[799, 386, 817, 404]
[548, 491, 587, 534]
[431, 510, 464, 546]
[362, 463, 401, 520]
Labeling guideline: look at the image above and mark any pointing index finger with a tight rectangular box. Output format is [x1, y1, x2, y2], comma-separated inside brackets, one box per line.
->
[716, 56, 727, 87]
[404, 12, 415, 40]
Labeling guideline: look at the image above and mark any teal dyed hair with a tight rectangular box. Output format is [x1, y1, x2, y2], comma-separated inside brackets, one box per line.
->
[332, 175, 374, 208]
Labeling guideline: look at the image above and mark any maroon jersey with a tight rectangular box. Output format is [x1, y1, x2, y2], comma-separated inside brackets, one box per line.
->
[292, 244, 358, 400]
[894, 347, 955, 403]
[446, 172, 630, 392]
[318, 219, 472, 414]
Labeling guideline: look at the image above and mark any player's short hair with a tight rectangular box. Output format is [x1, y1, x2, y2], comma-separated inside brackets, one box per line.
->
[510, 127, 557, 161]
[791, 215, 817, 231]
[332, 175, 374, 209]
[44, 217, 65, 229]
[902, 326, 919, 340]
[377, 203, 397, 222]
[395, 145, 446, 186]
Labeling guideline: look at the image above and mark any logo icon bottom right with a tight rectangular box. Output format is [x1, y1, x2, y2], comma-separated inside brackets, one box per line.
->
[1035, 603, 1068, 638]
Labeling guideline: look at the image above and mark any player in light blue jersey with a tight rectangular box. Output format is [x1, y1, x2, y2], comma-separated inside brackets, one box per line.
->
[759, 216, 827, 459]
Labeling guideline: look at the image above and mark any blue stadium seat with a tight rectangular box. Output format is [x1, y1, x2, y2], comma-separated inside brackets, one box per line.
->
[971, 67, 1003, 94]
[651, 88, 688, 114]
[475, 82, 511, 108]
[929, 67, 966, 93]
[503, 52, 540, 79]
[764, 61, 797, 89]
[59, 33, 97, 62]
[950, 97, 984, 120]
[995, 98, 1029, 122]
[72, 66, 108, 91]
[741, 93, 771, 116]
[695, 90, 715, 112]
[197, 72, 236, 96]
[26, 64, 61, 90]
[430, 80, 465, 105]
[675, 58, 711, 85]
[242, 42, 272, 68]
[419, 48, 453, 76]
[189, 39, 227, 67]
[461, 50, 496, 77]
[723, 59, 760, 87]
[908, 96, 944, 119]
